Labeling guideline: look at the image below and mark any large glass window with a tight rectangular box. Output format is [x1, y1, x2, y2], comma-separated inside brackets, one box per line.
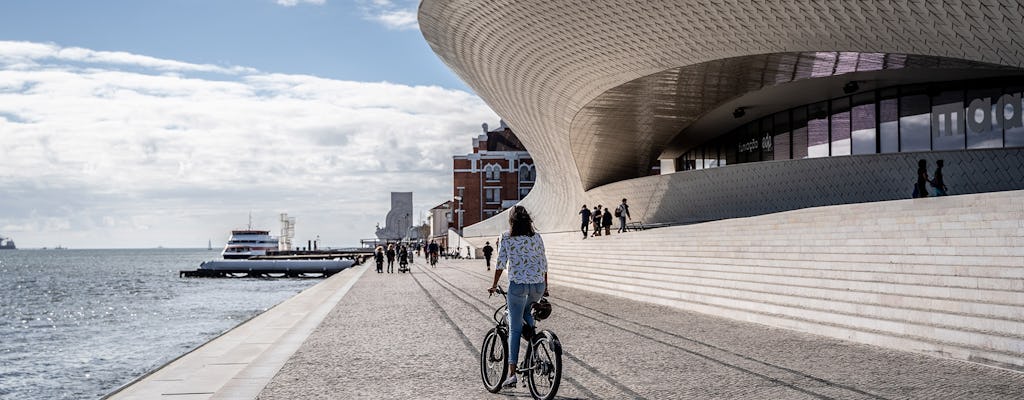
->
[879, 89, 899, 153]
[1005, 85, 1024, 147]
[772, 111, 791, 160]
[791, 107, 809, 159]
[931, 87, 966, 150]
[851, 92, 876, 154]
[672, 77, 1024, 175]
[899, 86, 931, 152]
[966, 88, 1003, 149]
[807, 101, 829, 157]
[830, 97, 851, 156]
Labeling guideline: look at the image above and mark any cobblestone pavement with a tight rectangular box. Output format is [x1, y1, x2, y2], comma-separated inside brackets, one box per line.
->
[258, 259, 1024, 399]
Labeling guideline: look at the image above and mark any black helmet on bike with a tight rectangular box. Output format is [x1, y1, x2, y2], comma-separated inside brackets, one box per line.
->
[532, 298, 552, 320]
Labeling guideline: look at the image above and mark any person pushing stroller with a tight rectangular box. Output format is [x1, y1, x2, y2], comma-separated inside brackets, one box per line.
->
[398, 245, 410, 273]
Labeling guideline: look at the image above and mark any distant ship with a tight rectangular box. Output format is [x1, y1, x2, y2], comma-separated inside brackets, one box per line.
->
[0, 236, 15, 250]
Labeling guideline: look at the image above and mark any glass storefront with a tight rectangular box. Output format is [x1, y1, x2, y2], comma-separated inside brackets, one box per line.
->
[675, 77, 1024, 171]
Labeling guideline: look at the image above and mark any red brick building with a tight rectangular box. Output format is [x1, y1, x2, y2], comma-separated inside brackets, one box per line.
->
[453, 121, 535, 232]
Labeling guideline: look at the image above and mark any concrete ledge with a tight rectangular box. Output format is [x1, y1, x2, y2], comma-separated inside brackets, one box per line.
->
[105, 264, 368, 400]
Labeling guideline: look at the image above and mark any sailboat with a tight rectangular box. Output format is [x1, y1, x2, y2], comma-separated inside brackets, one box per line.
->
[208, 239, 213, 251]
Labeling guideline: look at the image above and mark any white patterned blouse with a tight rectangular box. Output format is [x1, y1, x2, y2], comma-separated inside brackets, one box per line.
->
[495, 231, 548, 284]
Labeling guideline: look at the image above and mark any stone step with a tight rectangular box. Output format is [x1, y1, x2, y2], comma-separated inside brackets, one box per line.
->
[552, 275, 1024, 370]
[550, 260, 1024, 324]
[552, 241, 1024, 258]
[546, 254, 1024, 292]
[559, 232, 1024, 248]
[548, 246, 1024, 269]
[551, 273, 1024, 358]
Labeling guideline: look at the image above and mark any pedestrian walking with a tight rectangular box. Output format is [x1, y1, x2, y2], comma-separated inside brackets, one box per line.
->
[578, 204, 591, 239]
[932, 159, 947, 196]
[914, 159, 929, 198]
[615, 198, 631, 233]
[486, 205, 549, 389]
[592, 206, 602, 237]
[374, 246, 384, 273]
[483, 241, 494, 270]
[602, 207, 613, 236]
[386, 244, 396, 273]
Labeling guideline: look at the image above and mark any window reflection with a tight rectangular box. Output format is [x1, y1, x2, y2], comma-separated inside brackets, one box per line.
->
[879, 90, 899, 153]
[851, 92, 876, 154]
[791, 107, 809, 159]
[772, 112, 790, 160]
[899, 86, 931, 152]
[830, 97, 851, 156]
[807, 102, 829, 158]
[1005, 86, 1024, 147]
[931, 87, 966, 150]
[966, 88, 1003, 149]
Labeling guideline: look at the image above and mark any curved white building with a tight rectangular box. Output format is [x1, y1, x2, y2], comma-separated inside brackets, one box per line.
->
[420, 1, 1024, 369]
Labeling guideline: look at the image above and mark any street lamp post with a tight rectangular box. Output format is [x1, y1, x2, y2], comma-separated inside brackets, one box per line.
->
[454, 189, 464, 257]
[455, 187, 464, 235]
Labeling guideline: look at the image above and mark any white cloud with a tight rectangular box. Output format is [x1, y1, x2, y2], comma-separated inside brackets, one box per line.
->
[0, 41, 498, 248]
[360, 0, 419, 30]
[0, 41, 255, 75]
[275, 0, 326, 7]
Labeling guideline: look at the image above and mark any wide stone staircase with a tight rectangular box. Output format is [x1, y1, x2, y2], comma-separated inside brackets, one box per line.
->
[544, 190, 1024, 370]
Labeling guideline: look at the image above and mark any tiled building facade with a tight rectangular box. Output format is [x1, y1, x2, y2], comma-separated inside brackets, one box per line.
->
[452, 122, 535, 232]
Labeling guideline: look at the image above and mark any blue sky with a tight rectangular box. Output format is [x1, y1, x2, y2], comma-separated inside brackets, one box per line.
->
[0, 0, 500, 248]
[0, 0, 468, 90]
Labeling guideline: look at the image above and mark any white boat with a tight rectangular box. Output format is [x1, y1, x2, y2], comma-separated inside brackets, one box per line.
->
[221, 229, 279, 259]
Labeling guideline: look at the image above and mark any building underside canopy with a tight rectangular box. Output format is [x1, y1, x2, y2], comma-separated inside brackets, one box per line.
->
[419, 0, 1024, 234]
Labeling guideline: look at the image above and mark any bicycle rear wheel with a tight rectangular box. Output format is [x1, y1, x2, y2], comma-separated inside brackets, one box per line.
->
[527, 331, 562, 400]
[480, 327, 508, 393]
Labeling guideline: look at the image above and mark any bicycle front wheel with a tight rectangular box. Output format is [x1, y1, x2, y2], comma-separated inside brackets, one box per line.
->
[527, 330, 562, 400]
[480, 327, 508, 393]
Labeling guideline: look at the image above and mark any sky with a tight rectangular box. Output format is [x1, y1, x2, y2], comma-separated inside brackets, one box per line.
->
[0, 0, 501, 249]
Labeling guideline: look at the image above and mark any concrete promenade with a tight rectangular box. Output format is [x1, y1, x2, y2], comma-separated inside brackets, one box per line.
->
[257, 258, 1023, 399]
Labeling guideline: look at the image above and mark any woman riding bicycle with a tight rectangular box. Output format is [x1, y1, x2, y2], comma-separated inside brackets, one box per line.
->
[487, 205, 549, 388]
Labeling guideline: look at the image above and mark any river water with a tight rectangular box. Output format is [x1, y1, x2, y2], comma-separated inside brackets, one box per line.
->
[0, 248, 320, 399]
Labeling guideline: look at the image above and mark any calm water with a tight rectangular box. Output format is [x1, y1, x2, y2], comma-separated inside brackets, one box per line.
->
[0, 249, 320, 400]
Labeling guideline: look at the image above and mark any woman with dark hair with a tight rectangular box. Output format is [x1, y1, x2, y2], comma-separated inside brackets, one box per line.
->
[487, 205, 549, 388]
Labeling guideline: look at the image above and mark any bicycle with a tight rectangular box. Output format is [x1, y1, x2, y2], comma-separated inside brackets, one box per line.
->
[481, 287, 562, 400]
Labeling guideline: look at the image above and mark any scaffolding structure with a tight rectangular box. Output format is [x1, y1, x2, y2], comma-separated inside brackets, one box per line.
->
[279, 213, 296, 251]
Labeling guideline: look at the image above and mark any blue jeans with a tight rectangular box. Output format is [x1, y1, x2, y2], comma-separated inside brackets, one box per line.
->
[507, 282, 545, 365]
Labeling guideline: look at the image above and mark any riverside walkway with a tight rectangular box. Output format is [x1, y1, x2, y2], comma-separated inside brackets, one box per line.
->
[257, 259, 1023, 399]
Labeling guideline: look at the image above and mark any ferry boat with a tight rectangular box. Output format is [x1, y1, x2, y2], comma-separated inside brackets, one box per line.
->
[0, 236, 15, 250]
[221, 229, 279, 259]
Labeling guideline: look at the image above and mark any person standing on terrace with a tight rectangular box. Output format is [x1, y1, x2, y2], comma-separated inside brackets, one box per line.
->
[578, 204, 591, 239]
[616, 198, 631, 233]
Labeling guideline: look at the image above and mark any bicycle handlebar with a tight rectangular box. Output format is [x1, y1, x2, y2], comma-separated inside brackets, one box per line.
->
[488, 286, 507, 297]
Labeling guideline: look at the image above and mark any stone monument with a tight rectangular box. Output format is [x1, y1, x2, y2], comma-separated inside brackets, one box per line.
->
[375, 192, 413, 241]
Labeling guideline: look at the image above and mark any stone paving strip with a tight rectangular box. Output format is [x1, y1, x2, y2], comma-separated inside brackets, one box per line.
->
[259, 259, 1023, 399]
[105, 265, 368, 400]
